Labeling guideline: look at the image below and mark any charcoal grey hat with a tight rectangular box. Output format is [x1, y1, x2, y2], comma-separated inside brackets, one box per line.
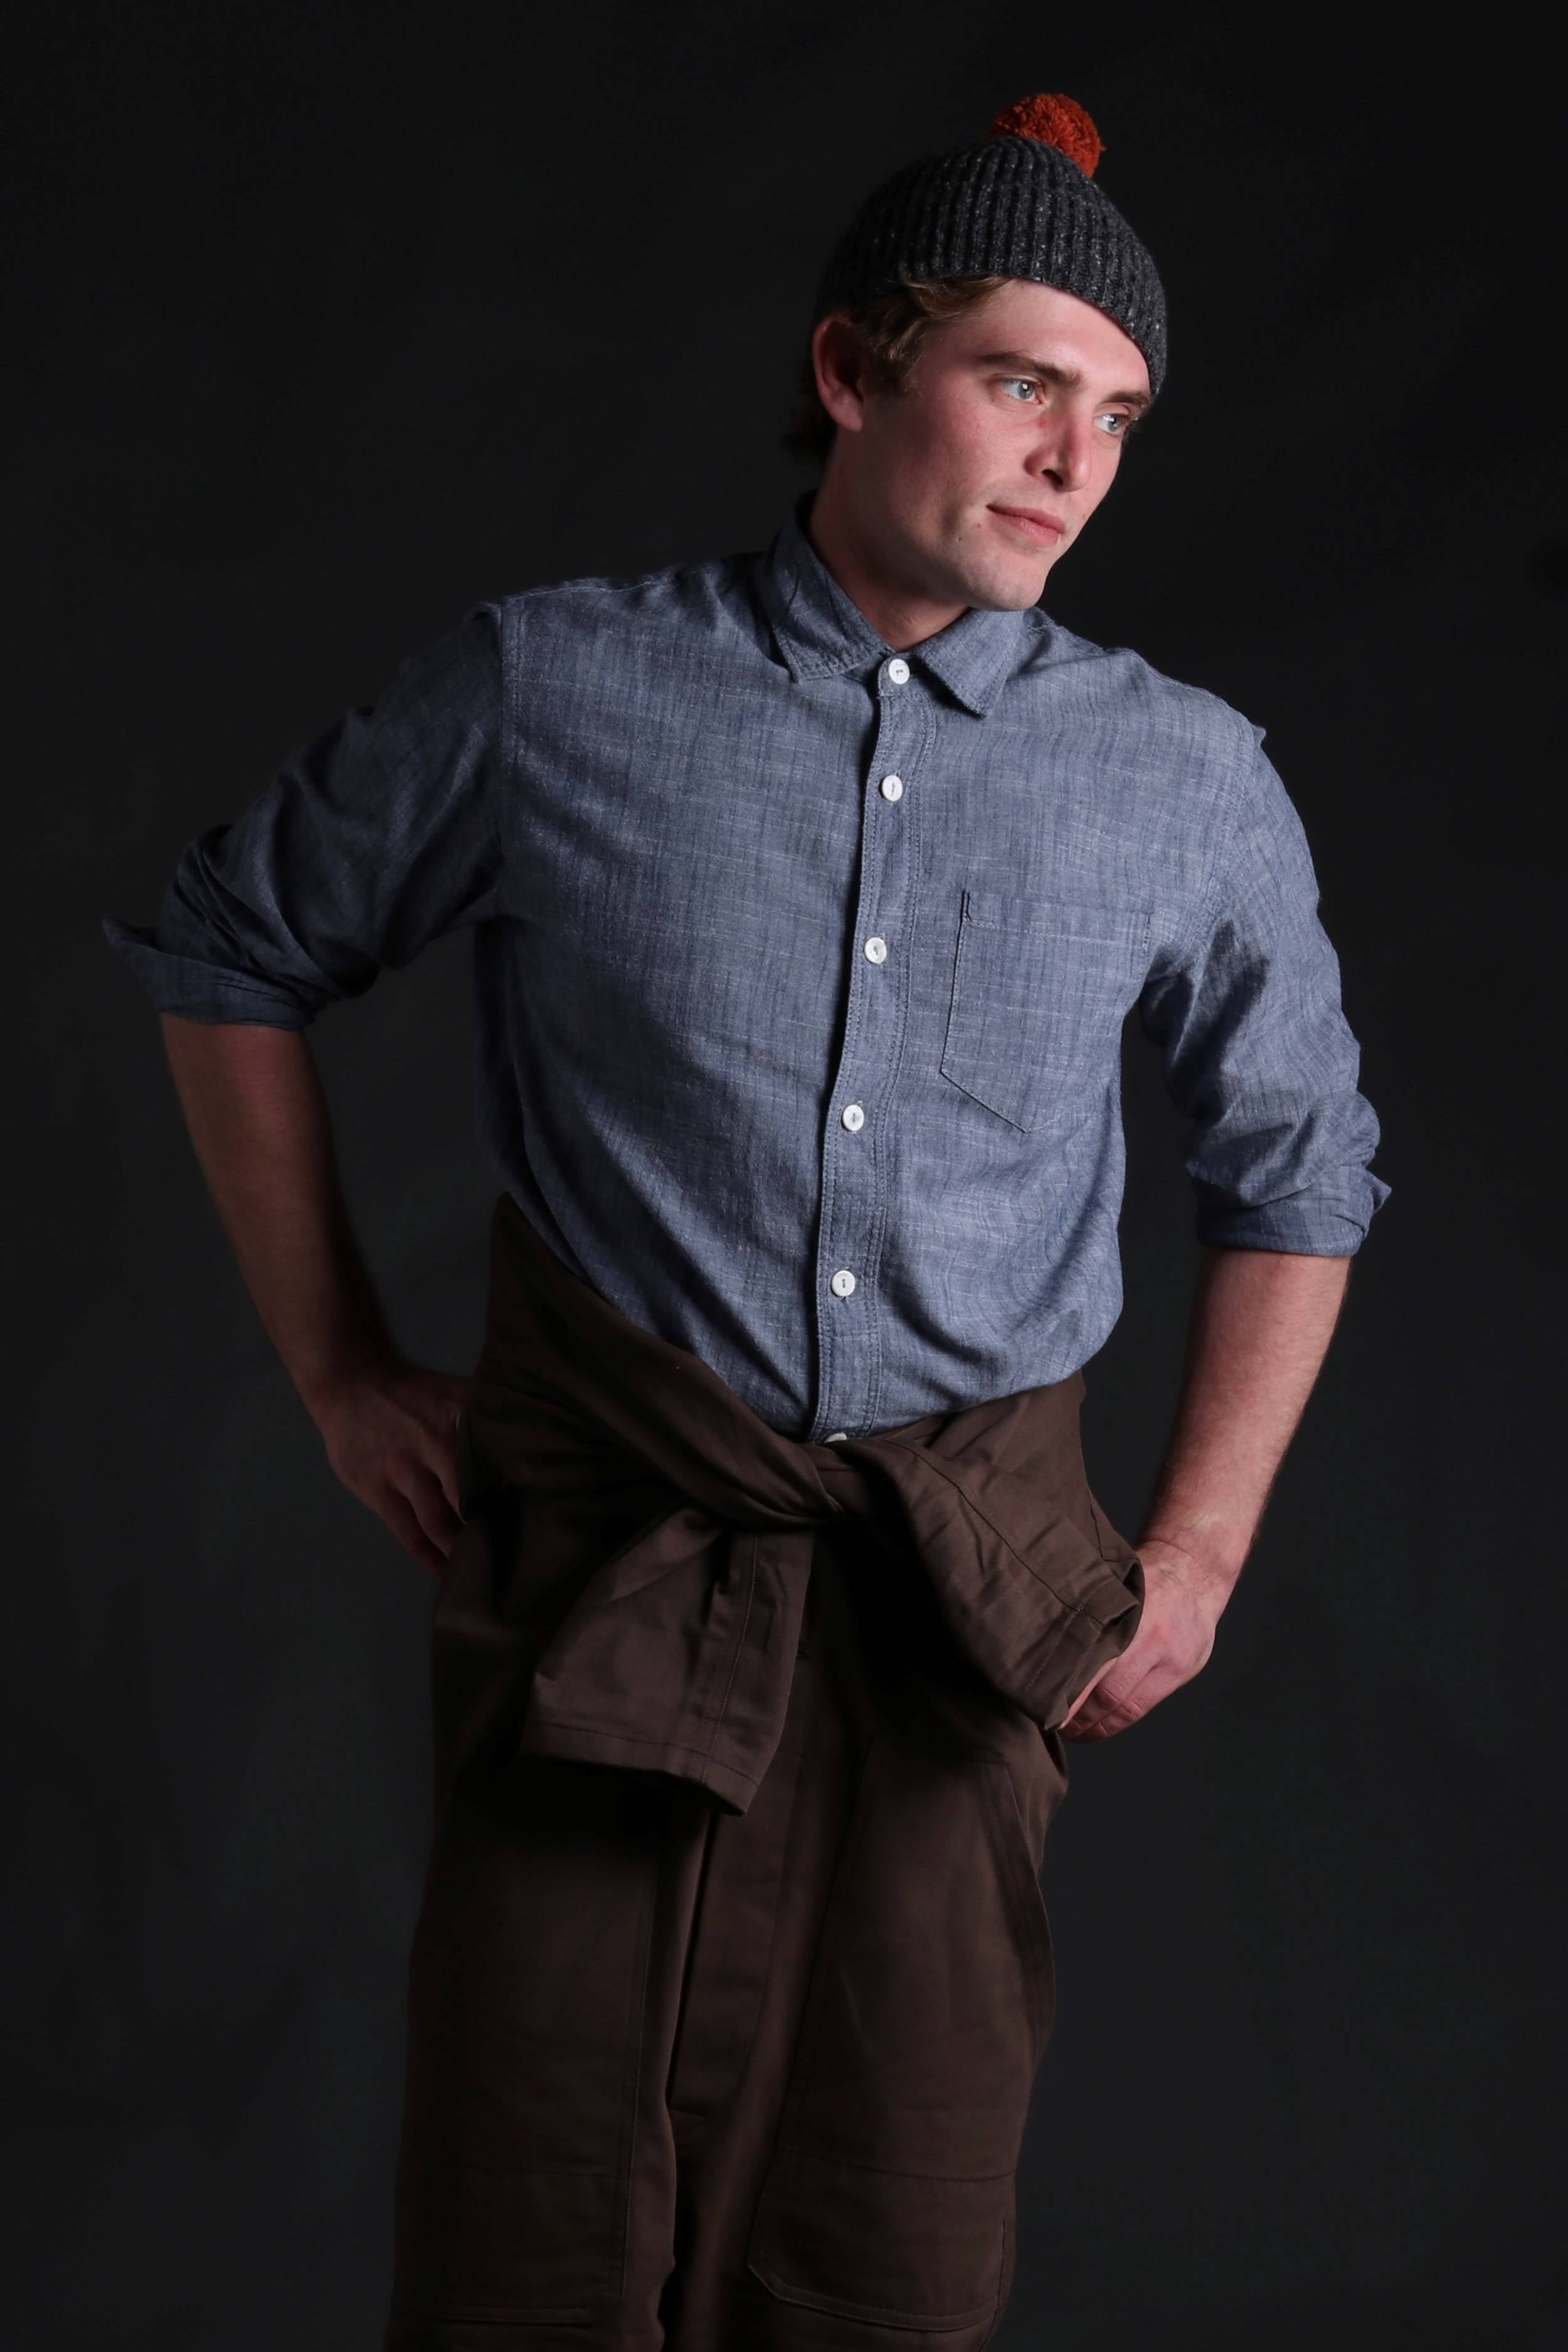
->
[813, 92, 1167, 397]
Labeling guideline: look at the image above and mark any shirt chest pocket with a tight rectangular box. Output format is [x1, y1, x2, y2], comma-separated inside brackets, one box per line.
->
[938, 888, 1152, 1135]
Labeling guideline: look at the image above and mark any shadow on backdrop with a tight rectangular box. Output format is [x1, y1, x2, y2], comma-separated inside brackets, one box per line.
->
[4, 2, 1564, 2346]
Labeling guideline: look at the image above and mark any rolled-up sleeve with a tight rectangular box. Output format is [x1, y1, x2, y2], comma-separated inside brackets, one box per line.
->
[103, 603, 506, 1027]
[1138, 739, 1389, 1254]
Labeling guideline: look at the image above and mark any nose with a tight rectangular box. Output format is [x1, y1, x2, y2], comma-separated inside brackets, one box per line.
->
[1032, 410, 1094, 495]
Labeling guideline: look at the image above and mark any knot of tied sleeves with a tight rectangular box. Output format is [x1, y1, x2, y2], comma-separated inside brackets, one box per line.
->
[462, 1197, 1145, 1815]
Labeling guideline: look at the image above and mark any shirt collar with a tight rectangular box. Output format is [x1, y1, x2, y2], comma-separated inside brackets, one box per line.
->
[756, 490, 1029, 719]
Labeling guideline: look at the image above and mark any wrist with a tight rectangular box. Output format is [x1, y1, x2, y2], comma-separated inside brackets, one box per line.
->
[1135, 1523, 1249, 1604]
[295, 1342, 406, 1423]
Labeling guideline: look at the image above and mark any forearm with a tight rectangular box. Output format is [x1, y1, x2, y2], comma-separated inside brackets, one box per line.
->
[1140, 1243, 1351, 1595]
[158, 1014, 399, 1414]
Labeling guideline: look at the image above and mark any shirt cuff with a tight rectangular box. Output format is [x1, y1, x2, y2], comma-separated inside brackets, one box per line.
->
[102, 919, 317, 1029]
[1194, 1175, 1391, 1257]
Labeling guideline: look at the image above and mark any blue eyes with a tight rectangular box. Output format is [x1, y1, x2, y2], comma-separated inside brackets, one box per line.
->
[997, 378, 1132, 435]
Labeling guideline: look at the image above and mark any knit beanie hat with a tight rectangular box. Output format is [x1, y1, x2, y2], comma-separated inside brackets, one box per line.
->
[813, 93, 1167, 398]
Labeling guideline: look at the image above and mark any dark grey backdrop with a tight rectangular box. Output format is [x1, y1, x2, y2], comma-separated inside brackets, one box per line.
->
[6, 3, 1564, 2346]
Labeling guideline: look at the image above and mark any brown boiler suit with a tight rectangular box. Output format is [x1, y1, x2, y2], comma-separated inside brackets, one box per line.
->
[383, 1195, 1143, 2351]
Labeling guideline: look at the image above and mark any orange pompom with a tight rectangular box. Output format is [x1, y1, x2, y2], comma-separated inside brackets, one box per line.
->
[986, 92, 1103, 177]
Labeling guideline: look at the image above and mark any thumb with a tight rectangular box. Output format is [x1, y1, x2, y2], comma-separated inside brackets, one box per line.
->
[1060, 1653, 1117, 1727]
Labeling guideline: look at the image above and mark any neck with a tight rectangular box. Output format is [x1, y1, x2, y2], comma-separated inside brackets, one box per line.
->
[803, 475, 967, 652]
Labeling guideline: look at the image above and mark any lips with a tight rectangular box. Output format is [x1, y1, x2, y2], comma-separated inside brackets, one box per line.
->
[991, 505, 1066, 544]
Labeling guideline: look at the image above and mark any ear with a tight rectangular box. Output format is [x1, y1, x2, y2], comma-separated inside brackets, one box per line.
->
[810, 315, 872, 435]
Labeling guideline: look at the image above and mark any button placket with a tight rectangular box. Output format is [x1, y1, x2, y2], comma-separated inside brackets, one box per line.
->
[809, 663, 926, 1440]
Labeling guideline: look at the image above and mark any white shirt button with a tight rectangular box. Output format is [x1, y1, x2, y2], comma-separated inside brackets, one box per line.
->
[840, 1101, 865, 1132]
[863, 935, 887, 964]
[825, 1431, 849, 1443]
[886, 657, 911, 685]
[829, 1268, 857, 1299]
[879, 773, 904, 802]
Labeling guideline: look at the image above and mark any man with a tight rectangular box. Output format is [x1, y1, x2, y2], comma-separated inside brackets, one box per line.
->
[107, 90, 1385, 2352]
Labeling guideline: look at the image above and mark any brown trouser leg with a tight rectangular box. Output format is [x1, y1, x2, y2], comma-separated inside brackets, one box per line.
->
[384, 1518, 1069, 2352]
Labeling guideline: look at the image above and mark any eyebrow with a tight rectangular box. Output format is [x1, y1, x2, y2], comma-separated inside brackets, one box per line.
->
[973, 348, 1153, 415]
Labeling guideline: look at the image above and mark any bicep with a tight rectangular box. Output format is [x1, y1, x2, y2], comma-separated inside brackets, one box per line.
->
[107, 603, 507, 1025]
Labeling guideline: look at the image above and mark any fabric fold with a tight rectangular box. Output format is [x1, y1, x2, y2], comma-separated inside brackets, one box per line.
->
[461, 1194, 1144, 1812]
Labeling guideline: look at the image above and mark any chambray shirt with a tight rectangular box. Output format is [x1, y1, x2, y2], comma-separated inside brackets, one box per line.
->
[105, 495, 1387, 1442]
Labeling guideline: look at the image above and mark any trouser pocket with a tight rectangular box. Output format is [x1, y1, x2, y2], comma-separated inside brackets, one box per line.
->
[746, 1729, 1055, 2333]
[389, 1756, 660, 2327]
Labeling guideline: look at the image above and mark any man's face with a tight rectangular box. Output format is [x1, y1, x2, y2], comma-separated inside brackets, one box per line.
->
[814, 278, 1152, 613]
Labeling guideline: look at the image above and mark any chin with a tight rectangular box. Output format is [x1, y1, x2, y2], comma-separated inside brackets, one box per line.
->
[960, 559, 1052, 612]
